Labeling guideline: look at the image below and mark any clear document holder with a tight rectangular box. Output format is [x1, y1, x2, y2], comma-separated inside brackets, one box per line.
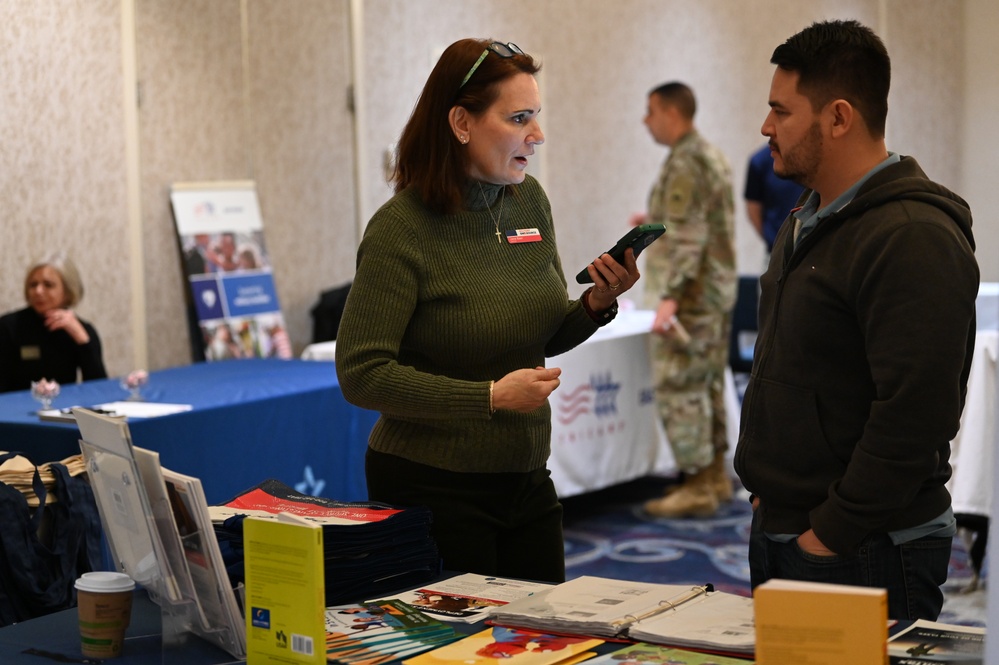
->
[74, 408, 247, 662]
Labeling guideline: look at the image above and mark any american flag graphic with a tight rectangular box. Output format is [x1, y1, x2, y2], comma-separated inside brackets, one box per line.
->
[555, 373, 621, 425]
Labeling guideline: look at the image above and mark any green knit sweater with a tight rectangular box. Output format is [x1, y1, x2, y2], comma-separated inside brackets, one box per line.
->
[336, 176, 599, 473]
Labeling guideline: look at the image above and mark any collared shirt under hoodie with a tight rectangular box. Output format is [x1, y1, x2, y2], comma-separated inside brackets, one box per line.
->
[792, 152, 900, 247]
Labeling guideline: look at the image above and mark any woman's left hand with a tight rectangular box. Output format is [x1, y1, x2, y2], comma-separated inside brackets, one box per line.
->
[585, 248, 641, 311]
[44, 309, 90, 345]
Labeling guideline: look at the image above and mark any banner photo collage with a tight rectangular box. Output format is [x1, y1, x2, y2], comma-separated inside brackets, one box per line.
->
[170, 182, 292, 361]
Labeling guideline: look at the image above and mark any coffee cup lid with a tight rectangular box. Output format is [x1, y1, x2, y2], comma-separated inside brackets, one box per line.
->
[75, 571, 136, 593]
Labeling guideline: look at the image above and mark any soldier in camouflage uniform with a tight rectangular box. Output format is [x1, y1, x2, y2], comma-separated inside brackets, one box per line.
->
[636, 82, 737, 518]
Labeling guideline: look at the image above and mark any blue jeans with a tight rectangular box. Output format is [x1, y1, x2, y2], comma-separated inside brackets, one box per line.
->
[749, 507, 951, 620]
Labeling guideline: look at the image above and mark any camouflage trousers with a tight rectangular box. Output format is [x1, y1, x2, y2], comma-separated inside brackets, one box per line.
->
[649, 311, 732, 473]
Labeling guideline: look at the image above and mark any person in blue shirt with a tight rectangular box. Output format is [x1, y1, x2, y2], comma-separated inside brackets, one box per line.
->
[743, 143, 805, 253]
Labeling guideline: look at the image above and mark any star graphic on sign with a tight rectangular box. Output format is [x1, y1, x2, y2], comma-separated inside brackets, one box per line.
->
[295, 465, 325, 496]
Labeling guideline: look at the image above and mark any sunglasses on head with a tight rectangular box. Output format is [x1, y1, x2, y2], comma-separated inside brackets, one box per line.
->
[459, 42, 525, 89]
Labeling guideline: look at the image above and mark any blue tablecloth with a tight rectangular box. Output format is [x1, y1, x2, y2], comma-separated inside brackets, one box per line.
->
[0, 359, 379, 504]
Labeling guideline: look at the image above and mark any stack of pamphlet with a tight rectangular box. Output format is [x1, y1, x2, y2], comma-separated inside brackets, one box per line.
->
[209, 479, 441, 605]
[325, 598, 460, 665]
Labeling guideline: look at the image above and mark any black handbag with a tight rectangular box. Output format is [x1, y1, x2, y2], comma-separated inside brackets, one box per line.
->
[0, 452, 103, 626]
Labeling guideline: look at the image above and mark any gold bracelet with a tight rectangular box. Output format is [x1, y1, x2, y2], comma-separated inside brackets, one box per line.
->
[489, 380, 495, 414]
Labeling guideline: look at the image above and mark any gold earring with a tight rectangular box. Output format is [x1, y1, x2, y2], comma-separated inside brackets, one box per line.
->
[459, 135, 468, 144]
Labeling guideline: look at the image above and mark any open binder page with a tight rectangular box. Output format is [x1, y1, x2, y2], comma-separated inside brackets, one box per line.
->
[489, 576, 697, 637]
[489, 576, 755, 654]
[626, 589, 755, 654]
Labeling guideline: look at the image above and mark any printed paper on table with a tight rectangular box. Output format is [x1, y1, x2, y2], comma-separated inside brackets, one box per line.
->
[368, 573, 553, 624]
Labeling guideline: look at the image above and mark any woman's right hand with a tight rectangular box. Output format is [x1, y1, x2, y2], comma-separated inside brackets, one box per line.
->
[44, 308, 90, 345]
[492, 367, 562, 413]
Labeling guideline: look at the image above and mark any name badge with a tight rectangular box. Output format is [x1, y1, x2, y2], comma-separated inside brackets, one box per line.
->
[20, 345, 41, 361]
[506, 228, 542, 244]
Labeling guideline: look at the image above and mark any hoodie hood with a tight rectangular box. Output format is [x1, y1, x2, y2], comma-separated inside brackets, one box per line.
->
[840, 155, 975, 251]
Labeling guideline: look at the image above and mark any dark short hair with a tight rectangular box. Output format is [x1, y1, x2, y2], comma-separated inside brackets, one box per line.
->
[649, 81, 696, 120]
[771, 19, 890, 137]
[393, 38, 541, 214]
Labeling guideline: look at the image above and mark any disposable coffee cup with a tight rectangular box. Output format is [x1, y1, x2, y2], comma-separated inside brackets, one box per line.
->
[75, 571, 135, 659]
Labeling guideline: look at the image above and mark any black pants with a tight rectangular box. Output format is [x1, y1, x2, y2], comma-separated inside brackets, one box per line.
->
[365, 449, 565, 583]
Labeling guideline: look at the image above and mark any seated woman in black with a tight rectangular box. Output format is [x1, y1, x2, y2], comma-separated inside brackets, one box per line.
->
[0, 253, 107, 393]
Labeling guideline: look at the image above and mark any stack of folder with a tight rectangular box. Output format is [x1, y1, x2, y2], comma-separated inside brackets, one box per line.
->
[210, 479, 441, 605]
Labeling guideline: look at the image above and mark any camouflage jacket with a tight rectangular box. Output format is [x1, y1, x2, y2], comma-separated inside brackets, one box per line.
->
[643, 130, 737, 315]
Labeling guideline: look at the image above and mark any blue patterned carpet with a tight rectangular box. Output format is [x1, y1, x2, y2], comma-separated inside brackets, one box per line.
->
[561, 476, 986, 626]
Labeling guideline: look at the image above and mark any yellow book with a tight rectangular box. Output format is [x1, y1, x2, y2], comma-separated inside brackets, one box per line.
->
[245, 512, 326, 664]
[753, 578, 888, 665]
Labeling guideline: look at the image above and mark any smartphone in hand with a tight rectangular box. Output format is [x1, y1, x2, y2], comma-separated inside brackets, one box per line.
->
[575, 223, 666, 284]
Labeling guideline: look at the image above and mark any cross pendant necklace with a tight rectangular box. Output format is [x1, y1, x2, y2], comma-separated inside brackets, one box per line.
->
[478, 182, 506, 244]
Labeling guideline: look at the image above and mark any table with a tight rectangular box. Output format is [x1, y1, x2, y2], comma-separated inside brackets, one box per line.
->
[0, 585, 759, 665]
[0, 359, 379, 504]
[547, 309, 740, 497]
[300, 311, 741, 499]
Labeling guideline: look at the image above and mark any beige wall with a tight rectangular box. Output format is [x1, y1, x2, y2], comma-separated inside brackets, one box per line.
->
[963, 0, 999, 285]
[135, 0, 247, 369]
[1, 0, 989, 378]
[355, 0, 969, 291]
[1, 0, 134, 372]
[134, 0, 356, 369]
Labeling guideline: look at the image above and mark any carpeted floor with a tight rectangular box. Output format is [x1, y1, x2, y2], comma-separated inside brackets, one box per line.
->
[561, 476, 987, 627]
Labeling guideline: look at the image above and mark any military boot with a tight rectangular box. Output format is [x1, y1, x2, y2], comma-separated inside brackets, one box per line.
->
[643, 466, 719, 518]
[708, 452, 734, 503]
